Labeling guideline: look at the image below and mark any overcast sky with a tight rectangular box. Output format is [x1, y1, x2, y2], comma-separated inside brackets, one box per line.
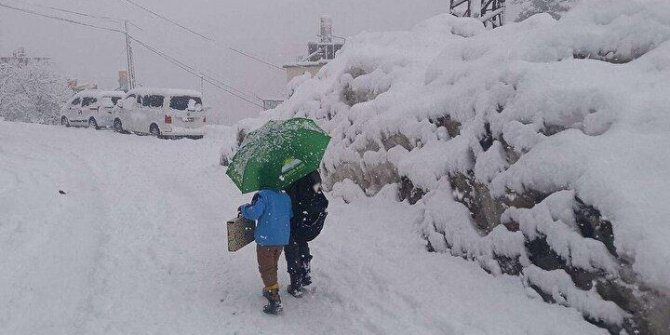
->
[0, 0, 447, 123]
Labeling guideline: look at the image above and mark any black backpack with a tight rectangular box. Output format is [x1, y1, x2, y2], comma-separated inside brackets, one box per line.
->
[287, 172, 329, 242]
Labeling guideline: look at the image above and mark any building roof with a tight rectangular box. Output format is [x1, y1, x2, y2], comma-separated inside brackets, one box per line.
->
[282, 60, 329, 69]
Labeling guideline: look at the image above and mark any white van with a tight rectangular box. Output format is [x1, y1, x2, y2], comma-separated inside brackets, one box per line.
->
[113, 88, 206, 139]
[60, 90, 125, 129]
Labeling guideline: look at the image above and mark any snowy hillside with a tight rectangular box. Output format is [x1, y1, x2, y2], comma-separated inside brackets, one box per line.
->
[0, 122, 608, 334]
[226, 0, 670, 333]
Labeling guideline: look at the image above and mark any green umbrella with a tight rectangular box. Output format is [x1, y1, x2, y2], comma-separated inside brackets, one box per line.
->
[226, 118, 331, 193]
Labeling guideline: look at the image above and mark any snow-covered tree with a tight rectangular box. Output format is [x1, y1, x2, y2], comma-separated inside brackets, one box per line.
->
[512, 0, 575, 21]
[0, 62, 71, 124]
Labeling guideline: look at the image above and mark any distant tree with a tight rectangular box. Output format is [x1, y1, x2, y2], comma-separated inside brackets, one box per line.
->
[0, 62, 71, 124]
[512, 0, 575, 21]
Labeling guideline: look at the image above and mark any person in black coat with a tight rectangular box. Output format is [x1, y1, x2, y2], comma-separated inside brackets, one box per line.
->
[284, 170, 328, 297]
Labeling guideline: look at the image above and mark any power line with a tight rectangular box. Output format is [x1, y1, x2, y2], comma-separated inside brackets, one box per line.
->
[121, 0, 212, 41]
[110, 2, 257, 97]
[0, 2, 122, 34]
[229, 48, 283, 71]
[16, 0, 124, 23]
[128, 36, 264, 108]
[16, 1, 144, 31]
[118, 0, 284, 71]
[202, 72, 256, 100]
[126, 35, 256, 99]
[0, 1, 265, 108]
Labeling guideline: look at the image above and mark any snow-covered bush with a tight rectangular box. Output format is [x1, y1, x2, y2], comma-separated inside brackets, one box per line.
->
[227, 1, 670, 333]
[0, 62, 70, 124]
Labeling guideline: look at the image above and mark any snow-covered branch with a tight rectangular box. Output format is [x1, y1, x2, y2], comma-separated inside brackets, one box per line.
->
[0, 62, 70, 124]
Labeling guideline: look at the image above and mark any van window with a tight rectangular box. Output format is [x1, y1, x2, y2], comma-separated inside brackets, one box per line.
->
[71, 97, 81, 106]
[82, 97, 97, 107]
[101, 96, 120, 108]
[120, 94, 134, 108]
[170, 96, 202, 111]
[142, 95, 164, 108]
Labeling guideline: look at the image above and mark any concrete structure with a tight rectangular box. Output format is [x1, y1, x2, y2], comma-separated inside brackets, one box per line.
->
[283, 16, 344, 83]
[283, 60, 328, 82]
[261, 99, 284, 111]
[117, 70, 130, 92]
[67, 80, 98, 92]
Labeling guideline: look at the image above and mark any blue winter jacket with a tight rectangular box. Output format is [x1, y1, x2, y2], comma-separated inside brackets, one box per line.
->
[240, 189, 292, 246]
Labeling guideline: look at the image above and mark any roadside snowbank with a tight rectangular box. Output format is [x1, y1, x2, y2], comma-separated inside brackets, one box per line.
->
[226, 0, 670, 332]
[0, 121, 606, 334]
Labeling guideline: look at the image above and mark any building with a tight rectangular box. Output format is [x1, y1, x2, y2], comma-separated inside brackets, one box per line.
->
[117, 70, 130, 92]
[283, 60, 327, 82]
[261, 99, 284, 111]
[0, 48, 50, 67]
[283, 16, 345, 83]
[67, 80, 98, 92]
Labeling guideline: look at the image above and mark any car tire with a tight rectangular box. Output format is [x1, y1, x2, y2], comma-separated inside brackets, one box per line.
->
[61, 116, 70, 127]
[149, 124, 161, 137]
[113, 119, 125, 134]
[89, 118, 99, 130]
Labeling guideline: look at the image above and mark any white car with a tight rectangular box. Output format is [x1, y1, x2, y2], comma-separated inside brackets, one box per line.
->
[60, 90, 125, 129]
[113, 88, 206, 139]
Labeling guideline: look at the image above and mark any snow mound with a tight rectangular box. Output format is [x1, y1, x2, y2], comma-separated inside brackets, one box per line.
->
[0, 121, 608, 335]
[228, 1, 670, 333]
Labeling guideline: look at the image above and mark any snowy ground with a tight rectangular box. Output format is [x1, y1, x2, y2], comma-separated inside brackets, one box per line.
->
[0, 122, 606, 335]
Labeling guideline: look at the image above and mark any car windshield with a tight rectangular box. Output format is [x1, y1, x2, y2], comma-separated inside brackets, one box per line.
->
[101, 96, 121, 108]
[170, 96, 202, 111]
[81, 97, 97, 107]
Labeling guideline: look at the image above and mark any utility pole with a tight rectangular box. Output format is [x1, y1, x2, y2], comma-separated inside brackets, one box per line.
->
[200, 74, 204, 94]
[124, 20, 136, 90]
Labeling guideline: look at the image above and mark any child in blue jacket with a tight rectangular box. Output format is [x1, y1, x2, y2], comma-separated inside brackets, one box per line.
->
[239, 188, 292, 315]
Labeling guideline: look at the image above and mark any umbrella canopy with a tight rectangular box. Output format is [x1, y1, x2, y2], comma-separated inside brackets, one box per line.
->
[226, 118, 331, 193]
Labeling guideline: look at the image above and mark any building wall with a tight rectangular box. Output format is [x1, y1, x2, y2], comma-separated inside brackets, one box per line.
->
[285, 64, 323, 82]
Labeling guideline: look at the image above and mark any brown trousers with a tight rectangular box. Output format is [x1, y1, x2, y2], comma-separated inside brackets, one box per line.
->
[257, 245, 283, 288]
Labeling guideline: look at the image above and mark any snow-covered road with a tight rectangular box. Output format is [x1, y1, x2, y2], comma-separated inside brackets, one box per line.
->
[0, 121, 606, 335]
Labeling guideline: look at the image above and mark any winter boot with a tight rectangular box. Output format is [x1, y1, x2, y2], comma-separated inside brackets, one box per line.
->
[262, 285, 283, 315]
[301, 255, 313, 287]
[287, 272, 304, 298]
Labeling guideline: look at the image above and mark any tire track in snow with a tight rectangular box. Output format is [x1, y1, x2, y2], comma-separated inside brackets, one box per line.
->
[0, 124, 110, 334]
[0, 123, 608, 335]
[59, 132, 241, 334]
[40, 141, 114, 335]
